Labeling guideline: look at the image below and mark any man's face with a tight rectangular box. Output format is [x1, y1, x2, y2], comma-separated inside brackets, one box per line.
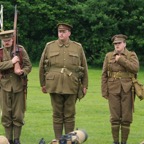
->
[2, 38, 13, 48]
[58, 29, 71, 42]
[114, 41, 126, 53]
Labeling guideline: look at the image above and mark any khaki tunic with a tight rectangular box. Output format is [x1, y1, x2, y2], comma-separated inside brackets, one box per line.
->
[39, 39, 88, 124]
[101, 48, 139, 124]
[39, 40, 88, 94]
[0, 45, 32, 127]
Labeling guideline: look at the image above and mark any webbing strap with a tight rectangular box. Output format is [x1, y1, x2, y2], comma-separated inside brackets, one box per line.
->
[109, 71, 135, 79]
[49, 67, 78, 77]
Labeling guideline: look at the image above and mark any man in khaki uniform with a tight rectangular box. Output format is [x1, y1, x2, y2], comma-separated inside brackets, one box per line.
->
[39, 22, 88, 141]
[0, 30, 32, 144]
[101, 34, 139, 144]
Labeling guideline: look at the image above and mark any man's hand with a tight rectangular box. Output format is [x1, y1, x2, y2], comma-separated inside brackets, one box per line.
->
[103, 96, 108, 100]
[83, 87, 87, 95]
[12, 56, 20, 64]
[41, 86, 47, 93]
[15, 69, 24, 76]
[115, 55, 120, 62]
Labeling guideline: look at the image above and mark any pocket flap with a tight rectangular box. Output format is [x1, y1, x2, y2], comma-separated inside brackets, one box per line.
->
[49, 51, 59, 57]
[46, 73, 55, 80]
[69, 51, 78, 57]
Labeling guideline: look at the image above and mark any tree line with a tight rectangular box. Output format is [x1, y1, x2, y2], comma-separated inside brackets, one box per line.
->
[1, 0, 144, 67]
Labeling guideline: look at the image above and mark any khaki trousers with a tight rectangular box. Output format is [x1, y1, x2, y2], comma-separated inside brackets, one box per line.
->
[1, 89, 24, 140]
[108, 88, 132, 142]
[50, 93, 77, 139]
[108, 88, 133, 125]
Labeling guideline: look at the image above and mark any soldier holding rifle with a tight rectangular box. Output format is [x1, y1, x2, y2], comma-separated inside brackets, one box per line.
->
[0, 6, 32, 144]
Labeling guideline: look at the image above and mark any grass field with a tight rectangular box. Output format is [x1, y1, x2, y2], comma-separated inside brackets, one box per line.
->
[0, 66, 144, 144]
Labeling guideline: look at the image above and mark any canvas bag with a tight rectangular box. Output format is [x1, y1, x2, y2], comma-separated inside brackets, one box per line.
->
[132, 78, 144, 100]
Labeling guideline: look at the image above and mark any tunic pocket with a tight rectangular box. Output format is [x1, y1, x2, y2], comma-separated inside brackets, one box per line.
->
[46, 74, 55, 80]
[69, 51, 79, 65]
[49, 51, 59, 65]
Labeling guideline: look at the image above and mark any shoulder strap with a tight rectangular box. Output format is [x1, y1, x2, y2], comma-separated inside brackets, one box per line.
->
[17, 47, 23, 68]
[107, 52, 113, 77]
[18, 47, 23, 62]
[0, 48, 3, 62]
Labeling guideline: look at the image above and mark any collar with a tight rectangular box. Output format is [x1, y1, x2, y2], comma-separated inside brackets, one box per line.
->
[113, 48, 128, 56]
[57, 39, 70, 48]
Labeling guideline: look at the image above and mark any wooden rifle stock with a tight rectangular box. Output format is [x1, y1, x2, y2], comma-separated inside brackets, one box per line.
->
[13, 6, 27, 111]
[13, 5, 21, 74]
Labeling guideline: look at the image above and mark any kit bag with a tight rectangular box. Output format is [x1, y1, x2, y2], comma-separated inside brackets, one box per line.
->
[132, 78, 144, 100]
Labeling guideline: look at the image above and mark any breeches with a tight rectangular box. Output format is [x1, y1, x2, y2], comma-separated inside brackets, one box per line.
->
[50, 93, 77, 124]
[108, 88, 133, 125]
[1, 89, 25, 127]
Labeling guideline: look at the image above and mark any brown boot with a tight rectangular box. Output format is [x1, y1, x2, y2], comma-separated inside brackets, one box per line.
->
[14, 138, 21, 144]
[8, 140, 14, 144]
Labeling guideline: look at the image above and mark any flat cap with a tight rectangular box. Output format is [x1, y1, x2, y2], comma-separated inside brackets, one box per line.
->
[0, 30, 14, 40]
[0, 135, 9, 144]
[57, 22, 73, 31]
[111, 34, 127, 44]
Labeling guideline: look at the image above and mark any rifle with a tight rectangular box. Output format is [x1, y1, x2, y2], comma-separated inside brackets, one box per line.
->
[13, 5, 21, 74]
[13, 5, 27, 111]
[0, 5, 3, 47]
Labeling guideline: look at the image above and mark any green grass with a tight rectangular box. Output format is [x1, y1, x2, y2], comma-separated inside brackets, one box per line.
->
[0, 67, 144, 144]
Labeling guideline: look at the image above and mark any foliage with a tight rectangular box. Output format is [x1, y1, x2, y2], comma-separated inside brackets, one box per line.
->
[1, 0, 144, 66]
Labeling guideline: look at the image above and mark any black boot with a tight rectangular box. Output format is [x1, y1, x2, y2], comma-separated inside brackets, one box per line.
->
[113, 142, 119, 144]
[9, 140, 14, 144]
[14, 139, 21, 144]
[121, 142, 127, 144]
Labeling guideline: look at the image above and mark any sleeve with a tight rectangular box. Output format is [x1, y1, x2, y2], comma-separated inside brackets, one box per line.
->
[117, 51, 139, 74]
[21, 47, 32, 75]
[101, 54, 109, 98]
[39, 44, 48, 87]
[80, 46, 88, 89]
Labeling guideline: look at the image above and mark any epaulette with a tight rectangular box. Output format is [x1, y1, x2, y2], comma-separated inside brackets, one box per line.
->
[72, 41, 82, 46]
[46, 41, 55, 45]
[107, 51, 113, 55]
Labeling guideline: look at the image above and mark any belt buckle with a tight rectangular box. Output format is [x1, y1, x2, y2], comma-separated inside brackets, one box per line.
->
[61, 68, 65, 73]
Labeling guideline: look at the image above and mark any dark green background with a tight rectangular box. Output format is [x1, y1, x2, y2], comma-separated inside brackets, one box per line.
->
[1, 0, 144, 66]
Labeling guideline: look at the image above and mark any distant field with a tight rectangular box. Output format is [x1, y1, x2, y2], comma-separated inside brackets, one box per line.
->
[0, 67, 144, 144]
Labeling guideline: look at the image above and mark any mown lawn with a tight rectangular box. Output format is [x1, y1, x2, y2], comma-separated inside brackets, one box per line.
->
[0, 67, 144, 144]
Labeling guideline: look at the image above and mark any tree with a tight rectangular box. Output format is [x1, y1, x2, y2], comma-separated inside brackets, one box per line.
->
[1, 0, 144, 66]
